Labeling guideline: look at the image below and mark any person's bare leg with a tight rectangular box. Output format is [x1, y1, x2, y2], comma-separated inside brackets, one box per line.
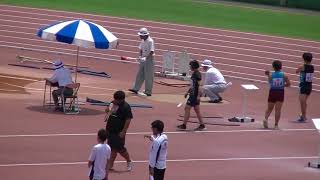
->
[119, 150, 132, 171]
[264, 102, 275, 128]
[183, 105, 192, 125]
[274, 102, 283, 129]
[299, 94, 307, 120]
[194, 105, 204, 125]
[119, 150, 131, 162]
[108, 150, 117, 170]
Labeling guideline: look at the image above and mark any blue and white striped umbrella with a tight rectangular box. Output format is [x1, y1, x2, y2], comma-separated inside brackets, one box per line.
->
[37, 20, 118, 82]
[37, 19, 118, 49]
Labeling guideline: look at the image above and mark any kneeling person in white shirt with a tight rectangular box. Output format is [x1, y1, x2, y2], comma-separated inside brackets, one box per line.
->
[88, 129, 111, 180]
[145, 120, 168, 180]
[201, 59, 230, 103]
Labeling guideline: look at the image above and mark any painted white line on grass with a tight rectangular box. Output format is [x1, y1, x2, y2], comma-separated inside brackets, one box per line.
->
[0, 156, 317, 167]
[0, 128, 316, 138]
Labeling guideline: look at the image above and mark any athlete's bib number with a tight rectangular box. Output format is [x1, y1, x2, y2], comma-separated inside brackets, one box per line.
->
[272, 78, 284, 87]
[305, 73, 313, 82]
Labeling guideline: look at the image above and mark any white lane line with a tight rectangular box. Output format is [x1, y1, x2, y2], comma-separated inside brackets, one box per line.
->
[1, 14, 320, 59]
[0, 129, 316, 138]
[1, 43, 319, 89]
[1, 5, 320, 45]
[0, 74, 40, 82]
[1, 56, 319, 91]
[1, 37, 320, 86]
[3, 33, 318, 71]
[2, 34, 320, 76]
[1, 17, 318, 59]
[1, 23, 314, 56]
[0, 156, 317, 167]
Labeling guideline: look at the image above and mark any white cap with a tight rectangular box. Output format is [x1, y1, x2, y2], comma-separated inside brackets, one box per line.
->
[201, 59, 213, 68]
[53, 60, 64, 69]
[138, 27, 149, 36]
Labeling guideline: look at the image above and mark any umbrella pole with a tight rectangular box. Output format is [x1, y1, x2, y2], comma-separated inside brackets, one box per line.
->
[75, 47, 79, 83]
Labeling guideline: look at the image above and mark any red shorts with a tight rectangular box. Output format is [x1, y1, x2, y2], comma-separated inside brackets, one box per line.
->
[268, 89, 284, 103]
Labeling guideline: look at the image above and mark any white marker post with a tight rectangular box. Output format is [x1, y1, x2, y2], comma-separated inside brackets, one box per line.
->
[230, 84, 259, 122]
[308, 118, 320, 169]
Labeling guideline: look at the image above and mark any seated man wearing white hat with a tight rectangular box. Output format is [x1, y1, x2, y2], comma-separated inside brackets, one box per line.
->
[45, 60, 73, 110]
[201, 59, 230, 103]
[128, 27, 155, 96]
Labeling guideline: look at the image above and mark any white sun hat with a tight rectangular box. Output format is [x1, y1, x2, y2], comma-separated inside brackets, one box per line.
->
[53, 59, 64, 69]
[201, 59, 213, 68]
[138, 27, 149, 36]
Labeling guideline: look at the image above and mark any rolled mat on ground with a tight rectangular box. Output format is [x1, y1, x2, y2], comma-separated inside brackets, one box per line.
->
[77, 69, 111, 78]
[86, 97, 153, 108]
[179, 114, 223, 119]
[8, 64, 111, 78]
[154, 81, 189, 87]
[8, 63, 41, 69]
[177, 119, 240, 126]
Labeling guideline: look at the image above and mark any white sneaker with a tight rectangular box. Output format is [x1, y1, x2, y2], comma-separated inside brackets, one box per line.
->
[127, 161, 133, 171]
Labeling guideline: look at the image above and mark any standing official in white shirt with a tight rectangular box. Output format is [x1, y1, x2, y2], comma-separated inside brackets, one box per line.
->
[145, 120, 168, 180]
[129, 27, 155, 96]
[201, 59, 231, 103]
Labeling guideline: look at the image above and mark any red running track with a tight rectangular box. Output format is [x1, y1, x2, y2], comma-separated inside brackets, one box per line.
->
[0, 5, 320, 180]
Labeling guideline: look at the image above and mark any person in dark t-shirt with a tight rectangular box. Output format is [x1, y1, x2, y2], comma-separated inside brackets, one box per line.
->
[177, 60, 206, 131]
[105, 90, 133, 171]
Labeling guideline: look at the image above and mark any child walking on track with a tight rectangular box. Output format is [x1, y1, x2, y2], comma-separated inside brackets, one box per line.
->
[263, 60, 291, 129]
[177, 60, 206, 131]
[296, 52, 314, 122]
[88, 129, 111, 180]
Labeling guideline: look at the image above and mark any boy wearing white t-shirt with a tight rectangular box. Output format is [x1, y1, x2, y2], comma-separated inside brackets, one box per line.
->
[88, 129, 111, 180]
[145, 120, 168, 180]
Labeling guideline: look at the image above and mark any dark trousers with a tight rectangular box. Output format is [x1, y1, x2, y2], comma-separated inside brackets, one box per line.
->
[52, 87, 73, 106]
[150, 167, 166, 180]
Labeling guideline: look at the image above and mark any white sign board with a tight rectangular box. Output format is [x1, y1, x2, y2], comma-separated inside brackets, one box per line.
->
[162, 51, 175, 73]
[312, 119, 320, 130]
[241, 84, 259, 90]
[177, 50, 190, 75]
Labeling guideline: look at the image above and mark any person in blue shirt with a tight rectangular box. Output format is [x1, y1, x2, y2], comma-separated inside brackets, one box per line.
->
[263, 60, 290, 129]
[296, 52, 314, 122]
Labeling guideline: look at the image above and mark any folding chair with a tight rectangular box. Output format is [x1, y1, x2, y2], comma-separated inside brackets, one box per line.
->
[61, 83, 80, 114]
[43, 80, 59, 109]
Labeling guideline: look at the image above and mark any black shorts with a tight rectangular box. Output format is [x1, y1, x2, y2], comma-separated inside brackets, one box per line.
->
[300, 86, 312, 95]
[186, 95, 200, 107]
[107, 133, 127, 153]
[268, 89, 284, 103]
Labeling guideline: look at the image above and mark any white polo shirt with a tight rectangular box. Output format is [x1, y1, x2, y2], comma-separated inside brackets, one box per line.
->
[149, 134, 168, 169]
[48, 67, 73, 87]
[139, 36, 155, 57]
[204, 67, 226, 85]
[88, 143, 111, 180]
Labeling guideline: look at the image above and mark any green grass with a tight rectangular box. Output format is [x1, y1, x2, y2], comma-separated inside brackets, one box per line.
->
[1, 0, 320, 41]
